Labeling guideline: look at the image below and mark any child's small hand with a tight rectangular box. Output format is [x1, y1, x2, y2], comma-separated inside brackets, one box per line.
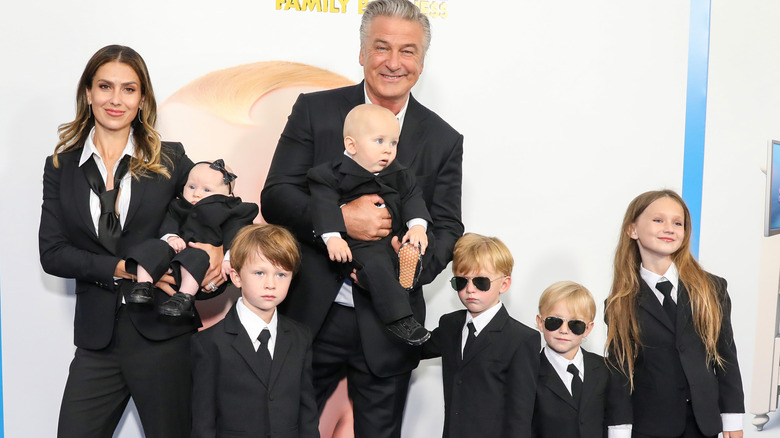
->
[221, 259, 233, 282]
[327, 237, 353, 263]
[402, 225, 428, 255]
[167, 236, 186, 252]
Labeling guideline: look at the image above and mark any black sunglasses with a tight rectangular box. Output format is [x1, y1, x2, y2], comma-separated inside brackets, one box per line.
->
[450, 276, 503, 292]
[543, 316, 587, 336]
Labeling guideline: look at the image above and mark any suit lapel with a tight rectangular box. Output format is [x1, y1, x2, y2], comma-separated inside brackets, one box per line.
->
[397, 94, 427, 168]
[675, 282, 696, 341]
[269, 317, 292, 389]
[539, 350, 578, 410]
[461, 306, 507, 366]
[225, 307, 270, 387]
[638, 278, 675, 332]
[123, 171, 148, 231]
[580, 349, 602, 409]
[71, 154, 99, 240]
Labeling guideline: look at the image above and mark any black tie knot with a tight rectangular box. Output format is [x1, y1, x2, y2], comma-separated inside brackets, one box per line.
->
[656, 280, 674, 299]
[98, 189, 119, 215]
[467, 322, 476, 336]
[258, 328, 271, 346]
[567, 363, 579, 377]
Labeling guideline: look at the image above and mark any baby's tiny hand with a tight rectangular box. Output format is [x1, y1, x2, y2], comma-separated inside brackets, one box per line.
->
[221, 259, 233, 282]
[167, 236, 186, 252]
[326, 237, 353, 263]
[402, 225, 428, 255]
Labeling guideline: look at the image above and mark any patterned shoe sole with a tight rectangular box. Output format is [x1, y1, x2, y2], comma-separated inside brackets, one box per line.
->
[398, 242, 422, 290]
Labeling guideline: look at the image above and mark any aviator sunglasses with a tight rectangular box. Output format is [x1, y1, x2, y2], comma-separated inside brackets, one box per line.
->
[450, 276, 504, 292]
[543, 316, 587, 336]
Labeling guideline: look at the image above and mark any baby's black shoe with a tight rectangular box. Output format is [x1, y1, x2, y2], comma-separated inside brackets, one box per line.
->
[387, 316, 430, 346]
[127, 281, 154, 305]
[158, 292, 195, 318]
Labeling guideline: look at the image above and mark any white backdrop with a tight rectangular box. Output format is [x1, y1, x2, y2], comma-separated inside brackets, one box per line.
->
[0, 1, 775, 436]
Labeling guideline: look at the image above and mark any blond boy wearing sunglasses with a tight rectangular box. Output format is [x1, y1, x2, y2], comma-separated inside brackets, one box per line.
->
[422, 233, 541, 438]
[533, 281, 610, 438]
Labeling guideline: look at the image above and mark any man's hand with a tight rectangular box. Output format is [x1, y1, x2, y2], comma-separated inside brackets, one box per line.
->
[342, 194, 392, 241]
[326, 237, 353, 263]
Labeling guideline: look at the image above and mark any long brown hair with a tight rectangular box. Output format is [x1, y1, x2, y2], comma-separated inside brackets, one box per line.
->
[53, 45, 169, 177]
[605, 190, 723, 389]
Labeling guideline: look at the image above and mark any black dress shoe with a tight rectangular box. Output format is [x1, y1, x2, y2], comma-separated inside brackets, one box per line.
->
[127, 281, 153, 304]
[158, 292, 195, 318]
[387, 316, 430, 346]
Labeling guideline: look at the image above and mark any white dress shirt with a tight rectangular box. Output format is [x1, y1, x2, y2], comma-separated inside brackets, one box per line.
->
[461, 302, 503, 357]
[543, 346, 584, 395]
[78, 127, 135, 233]
[236, 297, 278, 358]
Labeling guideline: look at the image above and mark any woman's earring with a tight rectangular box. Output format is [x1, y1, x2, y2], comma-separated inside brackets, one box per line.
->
[88, 103, 92, 118]
[137, 107, 142, 123]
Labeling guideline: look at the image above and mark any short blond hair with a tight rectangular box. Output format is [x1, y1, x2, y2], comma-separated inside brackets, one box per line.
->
[538, 281, 596, 322]
[230, 224, 300, 274]
[452, 233, 513, 277]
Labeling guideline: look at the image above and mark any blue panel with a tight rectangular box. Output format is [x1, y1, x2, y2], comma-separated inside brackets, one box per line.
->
[682, 0, 712, 258]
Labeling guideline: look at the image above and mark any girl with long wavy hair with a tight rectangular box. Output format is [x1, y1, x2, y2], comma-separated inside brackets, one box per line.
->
[604, 190, 744, 438]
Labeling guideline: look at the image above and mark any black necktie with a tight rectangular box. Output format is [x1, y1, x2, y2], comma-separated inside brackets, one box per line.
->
[656, 280, 677, 326]
[257, 328, 272, 379]
[462, 322, 476, 360]
[82, 155, 130, 255]
[567, 363, 582, 405]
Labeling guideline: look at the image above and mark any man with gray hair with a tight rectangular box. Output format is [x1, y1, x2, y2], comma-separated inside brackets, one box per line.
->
[262, 1, 463, 435]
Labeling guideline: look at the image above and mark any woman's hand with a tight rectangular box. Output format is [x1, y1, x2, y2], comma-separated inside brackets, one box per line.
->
[113, 260, 135, 280]
[189, 242, 224, 293]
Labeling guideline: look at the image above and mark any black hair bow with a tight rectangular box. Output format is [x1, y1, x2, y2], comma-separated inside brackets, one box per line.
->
[209, 159, 237, 186]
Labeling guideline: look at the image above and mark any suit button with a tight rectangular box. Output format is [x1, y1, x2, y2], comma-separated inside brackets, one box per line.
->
[678, 345, 685, 352]
[457, 379, 462, 385]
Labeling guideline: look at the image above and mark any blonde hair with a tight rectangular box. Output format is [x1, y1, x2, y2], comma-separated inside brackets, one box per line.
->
[230, 224, 301, 274]
[452, 233, 513, 277]
[53, 45, 169, 178]
[165, 61, 353, 126]
[539, 281, 596, 322]
[605, 190, 723, 389]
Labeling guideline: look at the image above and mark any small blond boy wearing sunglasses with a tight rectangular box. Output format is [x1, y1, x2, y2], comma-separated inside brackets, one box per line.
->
[532, 281, 610, 438]
[422, 233, 541, 438]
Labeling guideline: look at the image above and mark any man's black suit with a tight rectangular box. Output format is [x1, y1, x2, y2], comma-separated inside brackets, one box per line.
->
[308, 156, 431, 323]
[40, 142, 198, 437]
[606, 275, 744, 437]
[533, 348, 609, 438]
[262, 82, 463, 436]
[422, 306, 541, 438]
[191, 304, 319, 438]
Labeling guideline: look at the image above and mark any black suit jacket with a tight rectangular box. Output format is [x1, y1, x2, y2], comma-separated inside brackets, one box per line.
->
[161, 194, 258, 251]
[422, 306, 541, 438]
[190, 304, 319, 438]
[308, 155, 431, 238]
[262, 82, 463, 377]
[606, 275, 744, 436]
[533, 348, 609, 438]
[40, 142, 198, 349]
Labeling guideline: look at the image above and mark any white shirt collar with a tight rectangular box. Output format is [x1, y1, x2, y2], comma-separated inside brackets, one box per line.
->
[79, 127, 136, 169]
[364, 85, 410, 131]
[236, 297, 278, 355]
[640, 262, 679, 303]
[543, 346, 585, 391]
[464, 302, 503, 335]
